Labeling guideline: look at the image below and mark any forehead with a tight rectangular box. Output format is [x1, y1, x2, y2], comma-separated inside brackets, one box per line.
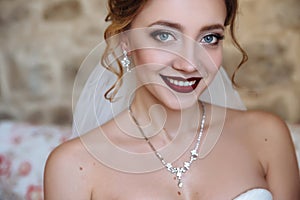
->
[131, 0, 227, 28]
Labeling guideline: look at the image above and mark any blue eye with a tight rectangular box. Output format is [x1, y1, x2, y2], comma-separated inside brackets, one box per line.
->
[201, 34, 224, 45]
[151, 31, 175, 42]
[158, 33, 170, 41]
[203, 35, 215, 43]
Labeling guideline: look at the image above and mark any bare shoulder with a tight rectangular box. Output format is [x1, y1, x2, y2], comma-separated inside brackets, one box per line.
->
[244, 110, 289, 133]
[208, 104, 290, 138]
[227, 109, 294, 158]
[226, 108, 290, 139]
[228, 109, 300, 198]
[44, 133, 97, 200]
[45, 136, 91, 172]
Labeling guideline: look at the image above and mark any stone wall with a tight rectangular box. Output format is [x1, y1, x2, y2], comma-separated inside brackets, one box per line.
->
[0, 0, 107, 125]
[0, 0, 299, 125]
[223, 0, 300, 123]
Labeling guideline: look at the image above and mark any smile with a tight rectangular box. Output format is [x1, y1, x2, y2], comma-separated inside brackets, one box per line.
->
[160, 75, 202, 93]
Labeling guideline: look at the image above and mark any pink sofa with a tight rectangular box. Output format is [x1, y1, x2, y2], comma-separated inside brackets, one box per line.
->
[0, 121, 72, 200]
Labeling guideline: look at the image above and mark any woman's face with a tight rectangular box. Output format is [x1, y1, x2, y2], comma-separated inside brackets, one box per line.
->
[126, 0, 227, 109]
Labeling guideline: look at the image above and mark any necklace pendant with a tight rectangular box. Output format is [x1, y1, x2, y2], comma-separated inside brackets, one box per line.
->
[175, 168, 184, 188]
[178, 181, 183, 188]
[176, 168, 182, 178]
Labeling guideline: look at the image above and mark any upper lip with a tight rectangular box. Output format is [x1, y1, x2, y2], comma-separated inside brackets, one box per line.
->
[160, 74, 202, 82]
[160, 74, 202, 93]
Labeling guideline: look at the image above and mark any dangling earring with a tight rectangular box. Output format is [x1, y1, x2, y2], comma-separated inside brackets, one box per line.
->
[121, 50, 131, 72]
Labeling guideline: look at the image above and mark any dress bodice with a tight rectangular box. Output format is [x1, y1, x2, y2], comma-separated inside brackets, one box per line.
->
[234, 188, 272, 200]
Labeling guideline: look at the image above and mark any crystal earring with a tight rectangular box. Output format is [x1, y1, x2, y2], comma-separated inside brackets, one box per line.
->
[121, 50, 131, 72]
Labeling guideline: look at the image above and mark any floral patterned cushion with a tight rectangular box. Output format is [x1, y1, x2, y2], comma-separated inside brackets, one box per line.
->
[0, 121, 72, 200]
[0, 121, 299, 200]
[289, 124, 300, 168]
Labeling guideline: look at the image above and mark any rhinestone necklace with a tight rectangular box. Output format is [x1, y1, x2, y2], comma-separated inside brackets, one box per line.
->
[128, 102, 206, 188]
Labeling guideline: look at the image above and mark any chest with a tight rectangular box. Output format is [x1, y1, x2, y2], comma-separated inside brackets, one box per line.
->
[91, 167, 204, 200]
[90, 150, 267, 200]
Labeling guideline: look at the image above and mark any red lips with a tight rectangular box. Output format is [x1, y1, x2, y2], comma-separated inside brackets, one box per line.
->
[160, 74, 202, 93]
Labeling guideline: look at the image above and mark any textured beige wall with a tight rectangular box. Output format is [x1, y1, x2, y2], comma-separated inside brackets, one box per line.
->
[0, 0, 299, 125]
[224, 0, 300, 123]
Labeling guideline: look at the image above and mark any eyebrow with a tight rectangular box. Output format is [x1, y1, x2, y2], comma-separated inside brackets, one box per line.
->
[148, 20, 225, 32]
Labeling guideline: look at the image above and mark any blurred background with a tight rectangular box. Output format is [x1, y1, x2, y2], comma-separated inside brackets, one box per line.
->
[0, 0, 299, 125]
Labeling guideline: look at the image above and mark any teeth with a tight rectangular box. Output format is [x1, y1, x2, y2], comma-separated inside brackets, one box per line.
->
[167, 78, 196, 87]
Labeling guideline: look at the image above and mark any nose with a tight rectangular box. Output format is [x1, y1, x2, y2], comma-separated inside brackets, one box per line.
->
[172, 56, 197, 73]
[171, 40, 207, 75]
[172, 53, 208, 77]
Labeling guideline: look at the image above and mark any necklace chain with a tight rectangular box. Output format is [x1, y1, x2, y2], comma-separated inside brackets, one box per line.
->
[128, 102, 206, 188]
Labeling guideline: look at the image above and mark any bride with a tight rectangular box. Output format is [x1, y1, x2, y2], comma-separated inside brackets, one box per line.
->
[44, 0, 300, 199]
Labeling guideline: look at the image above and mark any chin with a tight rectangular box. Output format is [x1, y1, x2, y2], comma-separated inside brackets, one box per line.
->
[162, 96, 199, 111]
[146, 84, 201, 111]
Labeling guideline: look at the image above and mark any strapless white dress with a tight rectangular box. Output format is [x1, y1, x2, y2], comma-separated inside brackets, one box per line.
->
[234, 188, 272, 200]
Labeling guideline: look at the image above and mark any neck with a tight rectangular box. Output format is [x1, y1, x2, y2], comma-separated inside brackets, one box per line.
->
[129, 87, 202, 138]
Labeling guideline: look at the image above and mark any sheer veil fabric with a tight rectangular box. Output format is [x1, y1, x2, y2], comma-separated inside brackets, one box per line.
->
[72, 29, 246, 173]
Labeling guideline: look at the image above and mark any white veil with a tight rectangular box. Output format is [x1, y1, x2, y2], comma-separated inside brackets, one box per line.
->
[72, 30, 246, 173]
[72, 48, 246, 135]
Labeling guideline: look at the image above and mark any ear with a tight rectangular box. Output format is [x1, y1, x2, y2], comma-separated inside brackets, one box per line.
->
[120, 33, 132, 56]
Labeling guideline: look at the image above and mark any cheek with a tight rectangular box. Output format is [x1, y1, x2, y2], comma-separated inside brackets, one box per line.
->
[131, 46, 223, 76]
[132, 50, 167, 84]
[205, 48, 223, 72]
[215, 50, 223, 68]
[132, 49, 172, 67]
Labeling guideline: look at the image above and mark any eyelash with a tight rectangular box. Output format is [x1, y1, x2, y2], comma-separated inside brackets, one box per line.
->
[200, 34, 224, 46]
[150, 31, 175, 42]
[150, 30, 224, 46]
